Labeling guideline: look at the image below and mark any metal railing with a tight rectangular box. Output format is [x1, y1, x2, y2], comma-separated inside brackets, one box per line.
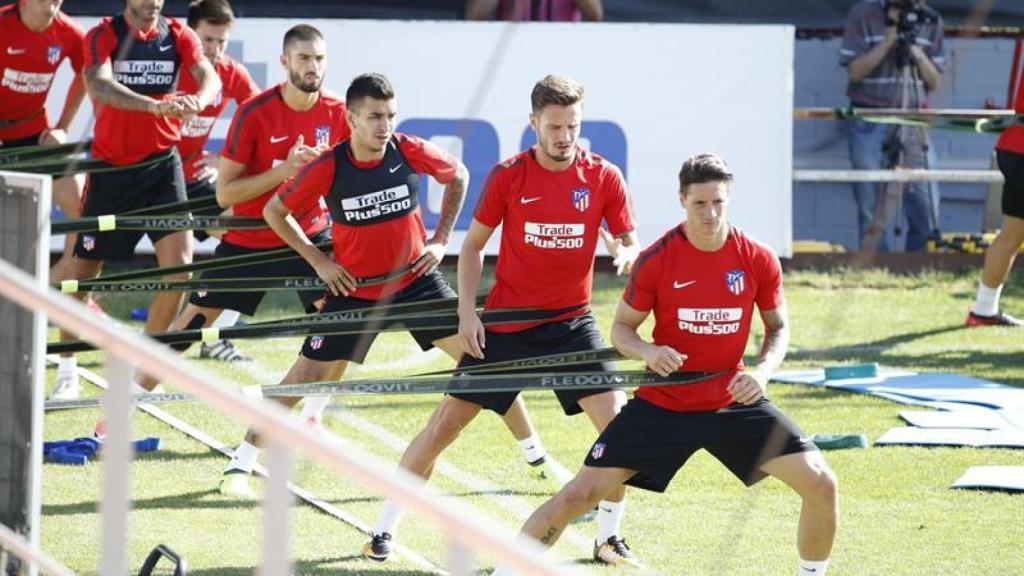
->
[0, 256, 574, 576]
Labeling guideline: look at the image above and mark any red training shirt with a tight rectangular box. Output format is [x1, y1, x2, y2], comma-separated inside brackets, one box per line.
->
[996, 75, 1024, 155]
[84, 14, 203, 165]
[220, 84, 350, 249]
[277, 133, 459, 300]
[176, 54, 258, 183]
[475, 147, 635, 331]
[624, 225, 785, 412]
[0, 5, 84, 141]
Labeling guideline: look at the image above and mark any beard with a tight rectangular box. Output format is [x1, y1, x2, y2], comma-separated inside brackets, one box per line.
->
[289, 70, 322, 94]
[545, 143, 574, 162]
[128, 2, 160, 24]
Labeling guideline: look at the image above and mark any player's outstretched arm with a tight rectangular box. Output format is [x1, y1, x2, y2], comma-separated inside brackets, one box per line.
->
[53, 74, 87, 135]
[414, 162, 469, 276]
[751, 301, 790, 381]
[189, 58, 220, 110]
[83, 61, 162, 113]
[727, 301, 791, 404]
[457, 218, 494, 359]
[263, 195, 354, 296]
[611, 300, 686, 377]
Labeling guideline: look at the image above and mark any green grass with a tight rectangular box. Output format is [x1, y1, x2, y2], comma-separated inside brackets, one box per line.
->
[41, 266, 1024, 575]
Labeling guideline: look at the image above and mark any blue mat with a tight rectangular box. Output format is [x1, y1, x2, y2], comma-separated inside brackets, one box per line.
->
[898, 409, 1024, 431]
[952, 466, 1024, 492]
[772, 369, 1024, 411]
[875, 426, 1024, 448]
[773, 368, 1024, 452]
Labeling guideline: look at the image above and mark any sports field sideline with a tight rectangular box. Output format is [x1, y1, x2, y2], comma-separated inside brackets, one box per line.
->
[39, 265, 1022, 576]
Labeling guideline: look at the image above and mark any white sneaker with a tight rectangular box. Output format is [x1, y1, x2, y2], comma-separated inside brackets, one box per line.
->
[199, 339, 252, 362]
[527, 455, 574, 487]
[50, 373, 81, 400]
[593, 536, 643, 567]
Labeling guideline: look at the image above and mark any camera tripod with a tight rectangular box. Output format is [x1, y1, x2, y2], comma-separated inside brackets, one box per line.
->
[861, 35, 941, 253]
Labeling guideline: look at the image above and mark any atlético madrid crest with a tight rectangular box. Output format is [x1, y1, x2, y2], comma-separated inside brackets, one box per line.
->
[314, 125, 331, 148]
[571, 187, 590, 212]
[47, 45, 61, 65]
[725, 269, 745, 295]
[590, 442, 605, 460]
[309, 335, 325, 350]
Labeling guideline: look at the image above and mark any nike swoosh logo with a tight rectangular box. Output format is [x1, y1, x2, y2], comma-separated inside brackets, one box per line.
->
[673, 280, 696, 289]
[520, 197, 541, 204]
[270, 135, 288, 143]
[7, 48, 26, 55]
[389, 164, 403, 173]
[599, 507, 613, 513]
[158, 44, 173, 52]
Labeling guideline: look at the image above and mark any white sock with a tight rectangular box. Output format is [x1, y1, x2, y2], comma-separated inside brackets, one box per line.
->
[798, 558, 830, 576]
[57, 356, 77, 378]
[299, 396, 331, 421]
[518, 434, 547, 463]
[213, 309, 241, 329]
[596, 499, 625, 543]
[225, 441, 259, 474]
[373, 500, 405, 537]
[490, 566, 516, 576]
[972, 282, 1002, 317]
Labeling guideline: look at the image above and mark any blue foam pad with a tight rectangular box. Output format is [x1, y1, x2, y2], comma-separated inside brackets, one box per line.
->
[899, 410, 1017, 430]
[951, 466, 1024, 492]
[775, 369, 1024, 449]
[824, 363, 879, 380]
[875, 427, 1024, 448]
[773, 370, 1024, 411]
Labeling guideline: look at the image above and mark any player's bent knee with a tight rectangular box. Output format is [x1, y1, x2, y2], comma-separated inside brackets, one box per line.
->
[805, 465, 839, 510]
[288, 357, 337, 384]
[425, 413, 467, 447]
[559, 480, 603, 514]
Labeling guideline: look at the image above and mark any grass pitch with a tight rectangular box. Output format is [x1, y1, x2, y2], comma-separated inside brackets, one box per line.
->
[40, 266, 1023, 575]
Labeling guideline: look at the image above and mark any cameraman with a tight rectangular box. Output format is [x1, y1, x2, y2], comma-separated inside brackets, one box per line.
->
[839, 0, 946, 252]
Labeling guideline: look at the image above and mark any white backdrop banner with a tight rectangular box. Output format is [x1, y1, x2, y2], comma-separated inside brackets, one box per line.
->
[47, 19, 794, 257]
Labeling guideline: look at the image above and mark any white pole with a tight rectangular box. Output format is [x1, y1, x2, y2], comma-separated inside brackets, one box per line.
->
[262, 439, 293, 576]
[99, 355, 133, 576]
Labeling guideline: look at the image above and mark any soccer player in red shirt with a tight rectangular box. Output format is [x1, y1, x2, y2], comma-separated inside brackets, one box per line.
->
[178, 0, 260, 362]
[136, 24, 349, 422]
[220, 73, 558, 503]
[493, 154, 839, 576]
[1, 0, 92, 400]
[366, 75, 643, 566]
[56, 0, 220, 410]
[966, 72, 1024, 327]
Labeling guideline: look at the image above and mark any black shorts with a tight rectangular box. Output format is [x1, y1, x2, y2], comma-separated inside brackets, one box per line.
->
[997, 149, 1024, 219]
[0, 133, 41, 148]
[449, 314, 617, 417]
[188, 228, 332, 316]
[301, 270, 457, 363]
[584, 397, 816, 492]
[185, 178, 219, 242]
[73, 149, 187, 261]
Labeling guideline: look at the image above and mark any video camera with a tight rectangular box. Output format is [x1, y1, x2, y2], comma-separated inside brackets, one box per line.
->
[885, 0, 939, 44]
